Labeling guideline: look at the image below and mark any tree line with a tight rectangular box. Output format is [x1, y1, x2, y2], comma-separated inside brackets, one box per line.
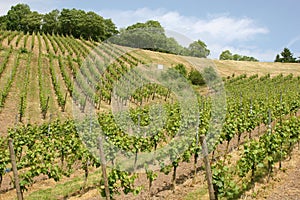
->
[0, 4, 118, 41]
[109, 20, 210, 58]
[219, 50, 259, 62]
[0, 4, 211, 58]
[275, 47, 300, 63]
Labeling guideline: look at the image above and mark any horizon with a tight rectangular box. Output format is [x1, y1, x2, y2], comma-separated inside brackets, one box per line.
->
[0, 0, 299, 62]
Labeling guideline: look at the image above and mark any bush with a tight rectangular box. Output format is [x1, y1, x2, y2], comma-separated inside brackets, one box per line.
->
[174, 63, 187, 78]
[188, 69, 205, 86]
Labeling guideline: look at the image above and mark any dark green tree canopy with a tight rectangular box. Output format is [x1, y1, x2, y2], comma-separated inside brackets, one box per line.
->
[6, 4, 31, 31]
[275, 48, 297, 63]
[42, 9, 60, 34]
[110, 20, 209, 58]
[219, 50, 233, 60]
[1, 4, 118, 41]
[219, 50, 258, 62]
[188, 69, 205, 85]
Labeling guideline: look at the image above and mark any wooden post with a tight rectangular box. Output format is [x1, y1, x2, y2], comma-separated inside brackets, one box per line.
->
[62, 92, 67, 112]
[200, 135, 216, 200]
[43, 96, 50, 119]
[98, 136, 110, 200]
[82, 95, 87, 113]
[19, 96, 23, 122]
[8, 138, 23, 200]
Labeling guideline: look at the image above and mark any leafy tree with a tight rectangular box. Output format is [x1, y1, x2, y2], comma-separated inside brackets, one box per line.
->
[187, 40, 210, 58]
[80, 11, 105, 41]
[126, 20, 164, 34]
[111, 20, 210, 58]
[219, 50, 233, 60]
[21, 11, 42, 33]
[275, 54, 281, 62]
[42, 9, 60, 34]
[174, 63, 187, 78]
[103, 19, 119, 40]
[110, 20, 168, 50]
[59, 8, 84, 37]
[219, 50, 258, 62]
[275, 48, 297, 63]
[6, 4, 31, 31]
[240, 56, 258, 62]
[0, 15, 7, 30]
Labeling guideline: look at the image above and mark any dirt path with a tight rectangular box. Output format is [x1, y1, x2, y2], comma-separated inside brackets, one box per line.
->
[239, 146, 300, 200]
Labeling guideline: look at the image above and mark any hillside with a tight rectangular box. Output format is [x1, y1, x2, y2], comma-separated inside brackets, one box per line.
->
[0, 30, 299, 134]
[1, 30, 300, 200]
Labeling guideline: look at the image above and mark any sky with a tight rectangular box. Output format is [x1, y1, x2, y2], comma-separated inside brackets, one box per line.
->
[0, 0, 300, 61]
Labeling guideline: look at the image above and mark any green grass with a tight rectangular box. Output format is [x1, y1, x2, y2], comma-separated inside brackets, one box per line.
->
[184, 187, 208, 200]
[25, 169, 101, 200]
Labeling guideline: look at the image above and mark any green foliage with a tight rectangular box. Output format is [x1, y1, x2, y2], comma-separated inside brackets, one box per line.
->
[187, 40, 210, 58]
[6, 4, 31, 31]
[219, 50, 259, 61]
[212, 160, 240, 199]
[110, 20, 209, 57]
[202, 66, 219, 82]
[42, 9, 60, 34]
[188, 69, 205, 85]
[237, 140, 265, 177]
[174, 63, 187, 78]
[3, 4, 118, 41]
[0, 15, 7, 30]
[101, 168, 141, 198]
[219, 50, 232, 60]
[274, 47, 297, 63]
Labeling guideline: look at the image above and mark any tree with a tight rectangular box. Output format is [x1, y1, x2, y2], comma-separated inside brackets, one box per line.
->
[219, 50, 233, 60]
[0, 15, 7, 30]
[80, 11, 105, 41]
[174, 64, 187, 78]
[6, 4, 31, 31]
[42, 9, 60, 34]
[275, 48, 297, 63]
[21, 11, 42, 33]
[110, 20, 169, 50]
[59, 8, 85, 37]
[126, 20, 164, 34]
[103, 19, 119, 40]
[187, 40, 210, 58]
[219, 50, 258, 62]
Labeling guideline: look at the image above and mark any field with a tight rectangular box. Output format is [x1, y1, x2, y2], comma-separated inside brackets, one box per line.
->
[1, 30, 300, 200]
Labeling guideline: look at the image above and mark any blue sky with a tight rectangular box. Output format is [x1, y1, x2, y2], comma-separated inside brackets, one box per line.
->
[0, 0, 300, 61]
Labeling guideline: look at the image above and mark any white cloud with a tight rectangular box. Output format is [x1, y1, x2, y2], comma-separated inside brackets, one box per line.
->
[100, 8, 273, 61]
[0, 4, 274, 61]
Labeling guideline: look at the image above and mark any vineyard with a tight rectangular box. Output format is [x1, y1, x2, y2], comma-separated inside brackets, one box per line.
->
[0, 30, 300, 199]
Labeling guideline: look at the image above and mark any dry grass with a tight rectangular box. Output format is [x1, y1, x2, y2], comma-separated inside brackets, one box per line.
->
[132, 49, 300, 77]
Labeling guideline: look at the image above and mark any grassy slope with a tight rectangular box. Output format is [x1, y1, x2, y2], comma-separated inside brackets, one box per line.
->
[131, 49, 300, 77]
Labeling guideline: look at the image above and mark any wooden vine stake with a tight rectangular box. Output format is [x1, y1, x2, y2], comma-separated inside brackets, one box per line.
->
[8, 138, 23, 200]
[42, 96, 50, 119]
[62, 92, 67, 112]
[98, 136, 110, 200]
[200, 135, 216, 200]
[193, 114, 200, 184]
